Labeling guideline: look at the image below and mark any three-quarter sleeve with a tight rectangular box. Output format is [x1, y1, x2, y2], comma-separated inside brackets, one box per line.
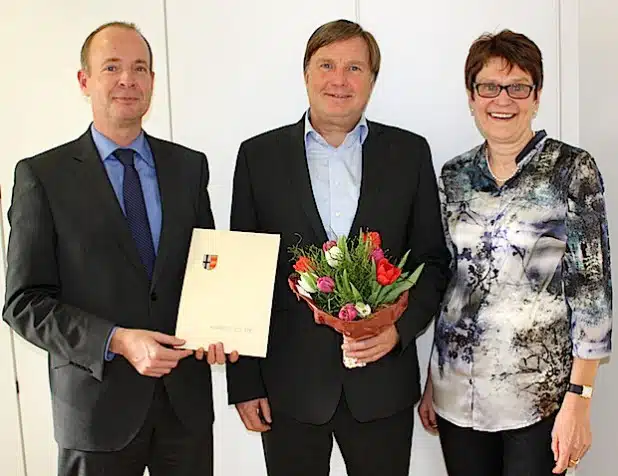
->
[563, 151, 612, 359]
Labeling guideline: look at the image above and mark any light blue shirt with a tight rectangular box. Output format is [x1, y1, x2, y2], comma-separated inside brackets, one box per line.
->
[304, 111, 368, 240]
[90, 124, 162, 361]
[90, 124, 162, 252]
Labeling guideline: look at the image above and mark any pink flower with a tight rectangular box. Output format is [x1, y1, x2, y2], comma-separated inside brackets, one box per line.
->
[371, 247, 385, 262]
[322, 240, 337, 252]
[317, 276, 335, 293]
[338, 303, 358, 322]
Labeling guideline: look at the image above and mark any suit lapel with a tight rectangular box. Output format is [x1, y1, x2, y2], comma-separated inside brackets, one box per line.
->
[349, 122, 385, 235]
[72, 130, 147, 276]
[147, 136, 175, 288]
[287, 117, 328, 243]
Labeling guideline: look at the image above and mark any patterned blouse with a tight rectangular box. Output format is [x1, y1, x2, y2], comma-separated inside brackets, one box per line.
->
[431, 131, 612, 431]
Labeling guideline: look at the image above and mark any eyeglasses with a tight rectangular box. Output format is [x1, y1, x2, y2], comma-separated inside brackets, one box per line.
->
[474, 83, 536, 99]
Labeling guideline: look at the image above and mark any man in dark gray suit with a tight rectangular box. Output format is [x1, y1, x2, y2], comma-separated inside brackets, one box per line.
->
[3, 21, 236, 476]
[226, 19, 451, 476]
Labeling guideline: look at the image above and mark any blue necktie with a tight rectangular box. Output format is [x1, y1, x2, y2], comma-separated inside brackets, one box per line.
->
[114, 148, 156, 279]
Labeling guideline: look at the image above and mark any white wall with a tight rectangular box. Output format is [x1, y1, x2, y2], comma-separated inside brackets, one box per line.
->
[1, 1, 613, 475]
[577, 1, 618, 475]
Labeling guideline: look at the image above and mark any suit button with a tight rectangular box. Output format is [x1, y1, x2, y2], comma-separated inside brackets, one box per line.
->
[150, 292, 158, 302]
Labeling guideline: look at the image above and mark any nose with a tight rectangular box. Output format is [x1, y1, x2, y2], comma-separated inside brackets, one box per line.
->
[118, 70, 137, 87]
[494, 88, 513, 105]
[330, 66, 347, 86]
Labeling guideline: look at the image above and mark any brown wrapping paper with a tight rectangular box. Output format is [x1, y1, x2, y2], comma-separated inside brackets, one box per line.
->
[288, 275, 409, 340]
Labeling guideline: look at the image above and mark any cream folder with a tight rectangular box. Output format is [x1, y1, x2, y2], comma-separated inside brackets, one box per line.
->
[175, 229, 281, 357]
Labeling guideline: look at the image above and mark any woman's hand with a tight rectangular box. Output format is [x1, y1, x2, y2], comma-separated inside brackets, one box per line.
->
[551, 393, 592, 474]
[418, 375, 439, 435]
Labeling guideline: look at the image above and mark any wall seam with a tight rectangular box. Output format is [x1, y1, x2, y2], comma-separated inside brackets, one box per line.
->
[163, 0, 175, 141]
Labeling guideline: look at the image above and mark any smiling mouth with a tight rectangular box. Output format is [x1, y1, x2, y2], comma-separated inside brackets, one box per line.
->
[488, 112, 516, 120]
[326, 93, 352, 99]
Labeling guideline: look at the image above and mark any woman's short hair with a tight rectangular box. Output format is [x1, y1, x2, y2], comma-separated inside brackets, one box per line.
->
[465, 29, 543, 98]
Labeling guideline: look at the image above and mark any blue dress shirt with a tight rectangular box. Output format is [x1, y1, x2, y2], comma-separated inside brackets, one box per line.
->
[90, 124, 162, 361]
[304, 111, 368, 241]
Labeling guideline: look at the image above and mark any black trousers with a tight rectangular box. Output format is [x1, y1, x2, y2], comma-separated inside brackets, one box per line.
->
[261, 392, 414, 476]
[436, 413, 565, 476]
[58, 382, 213, 476]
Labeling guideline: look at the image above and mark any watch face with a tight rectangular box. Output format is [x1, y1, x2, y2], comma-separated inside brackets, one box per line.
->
[582, 386, 593, 398]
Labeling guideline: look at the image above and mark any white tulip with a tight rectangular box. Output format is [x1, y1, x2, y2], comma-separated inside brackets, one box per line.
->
[296, 284, 312, 299]
[355, 302, 372, 318]
[298, 272, 317, 294]
[325, 246, 343, 268]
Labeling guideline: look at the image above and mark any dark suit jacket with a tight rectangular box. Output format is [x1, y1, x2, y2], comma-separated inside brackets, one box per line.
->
[3, 129, 215, 451]
[226, 116, 451, 424]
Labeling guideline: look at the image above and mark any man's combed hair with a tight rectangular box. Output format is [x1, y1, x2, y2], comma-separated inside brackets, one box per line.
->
[303, 19, 381, 81]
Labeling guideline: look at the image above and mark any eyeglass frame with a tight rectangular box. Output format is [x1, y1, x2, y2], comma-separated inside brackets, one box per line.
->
[473, 82, 537, 99]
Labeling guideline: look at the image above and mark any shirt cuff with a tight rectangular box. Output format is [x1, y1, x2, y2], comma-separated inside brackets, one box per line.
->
[104, 327, 118, 361]
[572, 339, 612, 360]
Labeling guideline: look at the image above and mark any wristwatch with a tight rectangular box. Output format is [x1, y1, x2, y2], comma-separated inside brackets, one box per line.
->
[567, 383, 593, 399]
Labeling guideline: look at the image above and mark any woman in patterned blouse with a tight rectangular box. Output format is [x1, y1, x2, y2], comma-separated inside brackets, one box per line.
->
[418, 30, 612, 476]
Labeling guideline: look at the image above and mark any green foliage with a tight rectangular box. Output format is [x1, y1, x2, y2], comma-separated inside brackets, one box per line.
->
[289, 230, 424, 318]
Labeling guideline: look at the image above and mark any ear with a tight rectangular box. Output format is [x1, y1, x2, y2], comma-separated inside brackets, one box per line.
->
[370, 72, 377, 88]
[534, 87, 543, 106]
[467, 88, 475, 112]
[77, 70, 89, 96]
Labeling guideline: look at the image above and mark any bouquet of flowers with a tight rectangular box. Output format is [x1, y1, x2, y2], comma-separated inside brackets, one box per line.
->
[288, 230, 424, 368]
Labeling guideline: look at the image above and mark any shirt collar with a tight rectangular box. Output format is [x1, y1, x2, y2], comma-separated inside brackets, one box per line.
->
[90, 123, 154, 167]
[304, 109, 369, 149]
[477, 130, 549, 181]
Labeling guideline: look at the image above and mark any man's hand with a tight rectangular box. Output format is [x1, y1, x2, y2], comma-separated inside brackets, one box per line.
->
[110, 328, 193, 378]
[235, 398, 272, 432]
[194, 343, 240, 364]
[341, 324, 400, 365]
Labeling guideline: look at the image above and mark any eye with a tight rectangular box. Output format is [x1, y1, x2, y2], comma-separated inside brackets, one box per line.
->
[349, 65, 361, 72]
[511, 84, 525, 92]
[135, 66, 148, 73]
[320, 63, 332, 70]
[105, 65, 117, 72]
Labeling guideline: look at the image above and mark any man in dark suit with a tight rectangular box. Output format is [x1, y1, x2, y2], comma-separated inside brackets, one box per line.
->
[2, 21, 236, 476]
[226, 19, 451, 476]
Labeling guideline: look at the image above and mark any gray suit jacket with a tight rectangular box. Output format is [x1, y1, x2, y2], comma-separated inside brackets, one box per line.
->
[3, 129, 215, 451]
